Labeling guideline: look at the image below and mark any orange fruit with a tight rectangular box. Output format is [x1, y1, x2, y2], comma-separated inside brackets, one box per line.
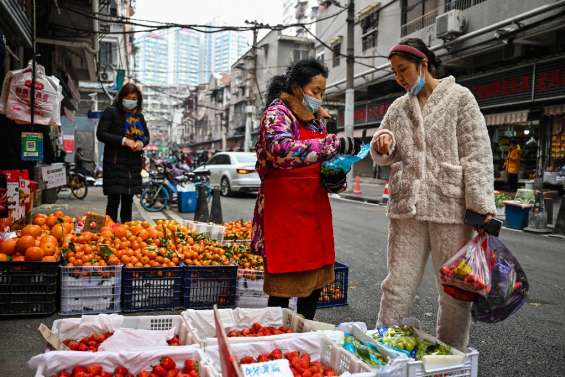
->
[39, 234, 58, 246]
[46, 215, 58, 228]
[42, 255, 57, 262]
[41, 242, 57, 256]
[63, 215, 73, 223]
[25, 246, 44, 261]
[16, 236, 36, 254]
[21, 224, 43, 238]
[0, 253, 8, 262]
[54, 210, 65, 218]
[113, 224, 127, 238]
[1, 239, 18, 256]
[50, 224, 65, 242]
[33, 214, 48, 226]
[12, 255, 25, 262]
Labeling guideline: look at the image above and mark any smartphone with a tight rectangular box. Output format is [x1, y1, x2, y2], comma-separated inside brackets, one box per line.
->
[464, 209, 502, 236]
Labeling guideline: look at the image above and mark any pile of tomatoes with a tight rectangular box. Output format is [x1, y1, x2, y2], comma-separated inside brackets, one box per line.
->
[0, 210, 73, 262]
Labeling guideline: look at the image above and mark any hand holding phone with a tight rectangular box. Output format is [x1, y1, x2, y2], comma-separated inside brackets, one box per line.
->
[464, 209, 502, 236]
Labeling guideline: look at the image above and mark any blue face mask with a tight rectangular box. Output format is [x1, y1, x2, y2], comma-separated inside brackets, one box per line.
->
[303, 94, 322, 114]
[122, 99, 138, 110]
[408, 68, 425, 97]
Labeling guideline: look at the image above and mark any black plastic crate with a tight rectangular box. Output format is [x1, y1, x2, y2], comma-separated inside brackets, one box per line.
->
[121, 266, 184, 312]
[0, 261, 59, 317]
[184, 265, 237, 309]
[318, 262, 349, 308]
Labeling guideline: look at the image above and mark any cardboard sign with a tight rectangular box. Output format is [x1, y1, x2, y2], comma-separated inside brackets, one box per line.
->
[242, 360, 293, 377]
[41, 163, 66, 189]
[38, 323, 69, 351]
[82, 212, 107, 233]
[21, 132, 44, 161]
[214, 305, 243, 377]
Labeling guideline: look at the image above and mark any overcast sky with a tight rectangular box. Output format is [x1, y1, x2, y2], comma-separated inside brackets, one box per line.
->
[134, 0, 285, 29]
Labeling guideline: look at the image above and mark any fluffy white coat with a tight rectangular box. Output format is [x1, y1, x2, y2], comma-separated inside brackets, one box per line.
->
[371, 76, 496, 223]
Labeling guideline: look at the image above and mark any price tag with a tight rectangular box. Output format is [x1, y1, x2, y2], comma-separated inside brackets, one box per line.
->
[242, 360, 293, 377]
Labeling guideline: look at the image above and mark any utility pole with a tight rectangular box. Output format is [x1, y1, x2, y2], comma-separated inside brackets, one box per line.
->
[244, 27, 258, 152]
[345, 0, 355, 187]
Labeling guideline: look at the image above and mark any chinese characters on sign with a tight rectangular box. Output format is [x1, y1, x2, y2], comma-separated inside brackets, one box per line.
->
[242, 360, 293, 377]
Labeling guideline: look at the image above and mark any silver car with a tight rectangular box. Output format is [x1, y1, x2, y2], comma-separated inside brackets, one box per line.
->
[194, 152, 260, 196]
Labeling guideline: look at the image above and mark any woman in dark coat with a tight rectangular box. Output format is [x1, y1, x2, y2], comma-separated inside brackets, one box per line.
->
[96, 83, 149, 223]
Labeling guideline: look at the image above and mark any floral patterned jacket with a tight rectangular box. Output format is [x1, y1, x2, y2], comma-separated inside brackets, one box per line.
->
[251, 94, 340, 255]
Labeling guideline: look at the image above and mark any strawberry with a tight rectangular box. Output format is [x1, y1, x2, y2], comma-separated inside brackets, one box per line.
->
[78, 343, 88, 352]
[101, 372, 113, 377]
[160, 357, 177, 371]
[285, 351, 299, 361]
[183, 360, 196, 373]
[302, 370, 312, 377]
[227, 330, 240, 337]
[269, 348, 283, 360]
[153, 365, 168, 377]
[167, 369, 179, 377]
[257, 354, 270, 363]
[189, 371, 198, 377]
[56, 371, 71, 377]
[324, 368, 337, 376]
[114, 366, 129, 375]
[240, 356, 255, 364]
[137, 371, 152, 377]
[252, 323, 262, 331]
[85, 364, 103, 375]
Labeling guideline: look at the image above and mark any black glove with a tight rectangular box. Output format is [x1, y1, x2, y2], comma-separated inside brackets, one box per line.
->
[338, 137, 363, 155]
[321, 169, 347, 193]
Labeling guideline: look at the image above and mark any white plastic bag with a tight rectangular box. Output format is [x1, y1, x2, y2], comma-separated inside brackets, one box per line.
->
[52, 314, 123, 340]
[98, 328, 175, 352]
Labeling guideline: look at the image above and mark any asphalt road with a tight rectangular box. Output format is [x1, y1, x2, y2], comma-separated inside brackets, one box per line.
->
[1, 189, 564, 376]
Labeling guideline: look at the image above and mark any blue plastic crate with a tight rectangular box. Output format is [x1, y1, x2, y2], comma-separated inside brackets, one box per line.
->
[121, 266, 184, 312]
[318, 262, 348, 308]
[184, 265, 238, 309]
[504, 203, 531, 230]
[178, 191, 197, 213]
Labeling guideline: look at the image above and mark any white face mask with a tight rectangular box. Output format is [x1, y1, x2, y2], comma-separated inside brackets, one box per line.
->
[303, 94, 322, 113]
[122, 99, 138, 110]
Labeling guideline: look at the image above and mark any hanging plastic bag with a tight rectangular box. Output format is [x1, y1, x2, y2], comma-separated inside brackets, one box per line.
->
[472, 235, 529, 323]
[439, 234, 496, 299]
[321, 144, 370, 193]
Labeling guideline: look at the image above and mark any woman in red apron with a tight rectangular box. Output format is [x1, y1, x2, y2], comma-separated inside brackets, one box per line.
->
[251, 59, 362, 319]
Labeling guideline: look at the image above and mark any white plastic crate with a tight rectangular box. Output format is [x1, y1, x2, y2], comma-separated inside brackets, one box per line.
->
[366, 329, 479, 377]
[185, 220, 225, 242]
[236, 269, 298, 310]
[60, 265, 121, 315]
[30, 347, 213, 377]
[182, 307, 334, 347]
[50, 314, 193, 348]
[205, 332, 373, 377]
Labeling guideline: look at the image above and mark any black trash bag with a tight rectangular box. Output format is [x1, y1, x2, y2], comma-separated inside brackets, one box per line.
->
[472, 235, 529, 323]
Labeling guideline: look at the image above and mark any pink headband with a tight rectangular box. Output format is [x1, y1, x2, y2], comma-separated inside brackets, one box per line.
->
[388, 44, 427, 61]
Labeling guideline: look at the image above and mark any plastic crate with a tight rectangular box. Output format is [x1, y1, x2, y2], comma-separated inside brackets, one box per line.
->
[184, 265, 237, 309]
[406, 349, 479, 377]
[235, 269, 297, 310]
[318, 262, 349, 308]
[121, 266, 184, 312]
[504, 202, 532, 230]
[178, 191, 197, 213]
[51, 314, 193, 346]
[0, 261, 58, 317]
[59, 265, 121, 316]
[31, 347, 213, 377]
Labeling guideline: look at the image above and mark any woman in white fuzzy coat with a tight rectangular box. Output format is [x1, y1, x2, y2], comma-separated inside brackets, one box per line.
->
[371, 38, 496, 349]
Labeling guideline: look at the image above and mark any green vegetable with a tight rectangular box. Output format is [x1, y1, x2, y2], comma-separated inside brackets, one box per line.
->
[371, 326, 451, 360]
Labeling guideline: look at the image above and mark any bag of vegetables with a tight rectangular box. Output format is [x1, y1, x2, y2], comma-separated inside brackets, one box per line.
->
[439, 234, 496, 300]
[321, 144, 370, 193]
[472, 235, 529, 323]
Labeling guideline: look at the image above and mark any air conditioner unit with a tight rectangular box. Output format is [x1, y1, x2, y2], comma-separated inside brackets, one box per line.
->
[435, 10, 466, 39]
[99, 70, 115, 83]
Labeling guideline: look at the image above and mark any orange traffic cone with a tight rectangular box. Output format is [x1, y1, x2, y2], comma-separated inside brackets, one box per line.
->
[353, 176, 362, 194]
[382, 182, 390, 204]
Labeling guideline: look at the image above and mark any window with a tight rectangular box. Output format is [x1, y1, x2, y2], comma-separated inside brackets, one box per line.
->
[293, 49, 310, 63]
[316, 53, 325, 65]
[235, 154, 257, 164]
[361, 10, 379, 51]
[99, 42, 115, 67]
[215, 154, 231, 165]
[401, 0, 438, 36]
[332, 42, 341, 67]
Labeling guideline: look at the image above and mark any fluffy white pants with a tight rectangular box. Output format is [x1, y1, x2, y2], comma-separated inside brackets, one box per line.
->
[377, 218, 474, 349]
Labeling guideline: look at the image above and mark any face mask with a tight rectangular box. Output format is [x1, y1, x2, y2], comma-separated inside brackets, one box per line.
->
[408, 67, 425, 96]
[303, 94, 322, 113]
[122, 99, 138, 110]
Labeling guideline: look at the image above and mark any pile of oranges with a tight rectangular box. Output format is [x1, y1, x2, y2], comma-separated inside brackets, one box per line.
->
[224, 220, 253, 241]
[0, 210, 72, 262]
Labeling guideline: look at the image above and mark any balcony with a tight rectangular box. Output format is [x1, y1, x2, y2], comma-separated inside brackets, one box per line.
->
[401, 7, 440, 37]
[444, 0, 487, 12]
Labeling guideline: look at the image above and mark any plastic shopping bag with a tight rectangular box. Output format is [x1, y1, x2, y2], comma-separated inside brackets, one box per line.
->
[472, 236, 529, 323]
[439, 234, 496, 300]
[321, 144, 370, 193]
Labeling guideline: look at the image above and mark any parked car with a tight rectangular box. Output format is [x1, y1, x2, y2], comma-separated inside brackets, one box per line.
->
[193, 152, 259, 196]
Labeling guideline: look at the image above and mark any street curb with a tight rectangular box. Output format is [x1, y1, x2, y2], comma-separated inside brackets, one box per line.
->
[338, 194, 381, 205]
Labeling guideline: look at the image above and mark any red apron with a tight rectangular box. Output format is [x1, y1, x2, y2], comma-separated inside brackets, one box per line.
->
[263, 125, 335, 274]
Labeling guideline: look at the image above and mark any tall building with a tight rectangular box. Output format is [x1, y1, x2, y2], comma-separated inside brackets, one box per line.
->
[282, 0, 319, 37]
[171, 28, 200, 86]
[134, 31, 168, 85]
[213, 31, 249, 74]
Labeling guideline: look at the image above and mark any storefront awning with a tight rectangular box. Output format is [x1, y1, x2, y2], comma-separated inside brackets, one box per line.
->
[484, 110, 529, 126]
[544, 104, 565, 116]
